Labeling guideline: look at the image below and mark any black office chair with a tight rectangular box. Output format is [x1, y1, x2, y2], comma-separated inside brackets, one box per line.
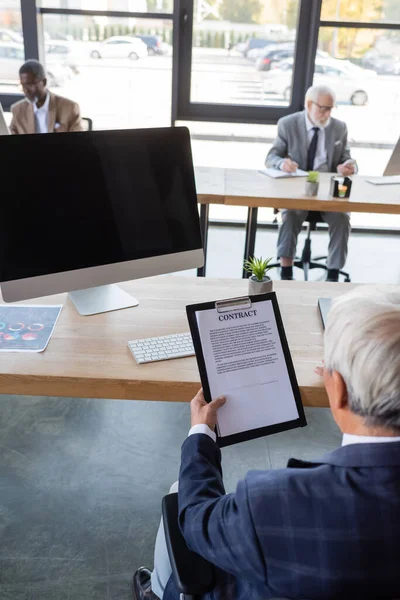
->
[134, 492, 269, 600]
[157, 494, 302, 600]
[81, 117, 93, 131]
[269, 210, 351, 282]
[161, 492, 214, 600]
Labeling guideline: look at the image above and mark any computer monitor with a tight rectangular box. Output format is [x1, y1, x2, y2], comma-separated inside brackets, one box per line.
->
[384, 136, 400, 176]
[0, 103, 10, 136]
[0, 127, 204, 315]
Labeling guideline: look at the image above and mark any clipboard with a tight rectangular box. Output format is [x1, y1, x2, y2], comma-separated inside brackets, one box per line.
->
[186, 292, 306, 447]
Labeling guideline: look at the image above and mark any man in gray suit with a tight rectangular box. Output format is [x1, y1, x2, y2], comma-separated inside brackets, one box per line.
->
[266, 85, 356, 281]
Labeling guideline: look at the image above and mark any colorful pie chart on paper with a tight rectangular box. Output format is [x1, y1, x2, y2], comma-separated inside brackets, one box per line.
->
[28, 323, 45, 331]
[22, 333, 38, 341]
[4, 333, 19, 341]
[8, 323, 24, 331]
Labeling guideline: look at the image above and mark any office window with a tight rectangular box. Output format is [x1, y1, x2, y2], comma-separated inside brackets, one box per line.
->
[315, 25, 400, 147]
[42, 13, 172, 129]
[321, 0, 400, 24]
[0, 0, 23, 90]
[39, 0, 173, 14]
[173, 0, 318, 125]
[318, 0, 400, 178]
[189, 0, 299, 107]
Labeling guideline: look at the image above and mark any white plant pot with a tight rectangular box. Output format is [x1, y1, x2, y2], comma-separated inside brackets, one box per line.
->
[248, 276, 273, 295]
[305, 181, 319, 196]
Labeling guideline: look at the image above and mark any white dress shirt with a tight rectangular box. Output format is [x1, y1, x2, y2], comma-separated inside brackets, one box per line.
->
[305, 112, 327, 171]
[189, 425, 400, 447]
[342, 433, 400, 446]
[32, 92, 50, 134]
[304, 112, 357, 173]
[188, 423, 216, 441]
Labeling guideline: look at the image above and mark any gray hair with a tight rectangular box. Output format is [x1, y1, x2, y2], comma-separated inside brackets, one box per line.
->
[19, 59, 46, 80]
[324, 286, 400, 431]
[305, 85, 336, 105]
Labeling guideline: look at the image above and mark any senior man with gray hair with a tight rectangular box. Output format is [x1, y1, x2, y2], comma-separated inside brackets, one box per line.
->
[134, 286, 400, 600]
[266, 85, 356, 282]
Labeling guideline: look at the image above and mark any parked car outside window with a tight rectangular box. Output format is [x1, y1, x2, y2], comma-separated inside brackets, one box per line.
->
[90, 36, 148, 60]
[135, 35, 170, 56]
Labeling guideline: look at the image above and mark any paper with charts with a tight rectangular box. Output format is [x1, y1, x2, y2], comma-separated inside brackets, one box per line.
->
[0, 305, 62, 352]
[196, 299, 300, 438]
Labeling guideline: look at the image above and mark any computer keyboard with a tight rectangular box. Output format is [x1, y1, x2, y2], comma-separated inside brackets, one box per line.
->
[128, 332, 195, 364]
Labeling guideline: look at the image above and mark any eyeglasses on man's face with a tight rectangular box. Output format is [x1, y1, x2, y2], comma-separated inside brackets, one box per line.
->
[311, 101, 335, 113]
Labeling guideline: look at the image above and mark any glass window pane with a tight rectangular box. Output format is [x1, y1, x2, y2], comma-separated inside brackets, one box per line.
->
[321, 0, 400, 24]
[42, 13, 172, 129]
[39, 0, 173, 15]
[314, 27, 400, 178]
[0, 1, 23, 88]
[189, 0, 299, 106]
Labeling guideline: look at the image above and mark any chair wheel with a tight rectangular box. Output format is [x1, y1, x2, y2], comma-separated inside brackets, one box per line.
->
[345, 277, 351, 282]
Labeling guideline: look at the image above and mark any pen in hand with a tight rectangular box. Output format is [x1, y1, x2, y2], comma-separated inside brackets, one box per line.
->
[282, 153, 299, 174]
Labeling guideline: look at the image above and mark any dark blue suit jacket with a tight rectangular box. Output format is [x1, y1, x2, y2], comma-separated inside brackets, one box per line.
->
[164, 434, 400, 600]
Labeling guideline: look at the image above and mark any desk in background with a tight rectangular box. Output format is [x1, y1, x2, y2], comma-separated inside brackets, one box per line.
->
[195, 168, 400, 276]
[0, 276, 357, 408]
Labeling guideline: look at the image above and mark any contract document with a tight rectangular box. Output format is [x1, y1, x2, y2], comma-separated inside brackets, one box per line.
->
[186, 293, 306, 447]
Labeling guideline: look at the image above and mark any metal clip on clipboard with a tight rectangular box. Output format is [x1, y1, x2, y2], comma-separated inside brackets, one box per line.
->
[215, 296, 252, 313]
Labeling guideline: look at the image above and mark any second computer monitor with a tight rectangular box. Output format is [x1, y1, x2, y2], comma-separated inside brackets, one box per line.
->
[384, 136, 400, 176]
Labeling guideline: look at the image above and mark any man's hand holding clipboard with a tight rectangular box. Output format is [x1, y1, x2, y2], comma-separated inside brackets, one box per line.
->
[186, 292, 306, 447]
[190, 388, 226, 430]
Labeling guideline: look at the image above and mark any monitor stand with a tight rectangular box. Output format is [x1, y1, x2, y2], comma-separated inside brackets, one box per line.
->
[68, 284, 139, 316]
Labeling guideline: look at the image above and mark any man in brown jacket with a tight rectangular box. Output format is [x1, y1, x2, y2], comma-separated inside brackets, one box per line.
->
[10, 59, 83, 135]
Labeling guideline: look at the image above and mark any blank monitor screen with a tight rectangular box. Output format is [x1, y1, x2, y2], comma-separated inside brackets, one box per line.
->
[0, 127, 203, 294]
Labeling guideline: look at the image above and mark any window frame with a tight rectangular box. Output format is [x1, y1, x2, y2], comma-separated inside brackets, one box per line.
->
[1, 1, 400, 127]
[0, 1, 174, 115]
[171, 0, 322, 125]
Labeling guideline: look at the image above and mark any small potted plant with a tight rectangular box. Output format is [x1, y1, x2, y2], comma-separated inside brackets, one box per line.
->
[244, 256, 274, 295]
[305, 171, 320, 196]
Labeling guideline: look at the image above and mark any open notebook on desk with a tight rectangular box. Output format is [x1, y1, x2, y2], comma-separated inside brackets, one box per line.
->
[259, 168, 309, 179]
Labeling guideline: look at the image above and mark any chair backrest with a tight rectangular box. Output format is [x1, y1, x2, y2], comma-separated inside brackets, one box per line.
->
[162, 493, 214, 599]
[305, 210, 323, 224]
[0, 92, 24, 112]
[81, 117, 93, 131]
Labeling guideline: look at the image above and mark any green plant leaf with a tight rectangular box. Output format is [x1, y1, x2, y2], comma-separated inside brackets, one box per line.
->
[243, 256, 274, 281]
[307, 170, 320, 183]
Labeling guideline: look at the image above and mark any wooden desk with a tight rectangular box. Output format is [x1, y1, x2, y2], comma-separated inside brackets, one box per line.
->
[195, 168, 400, 276]
[0, 276, 356, 408]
